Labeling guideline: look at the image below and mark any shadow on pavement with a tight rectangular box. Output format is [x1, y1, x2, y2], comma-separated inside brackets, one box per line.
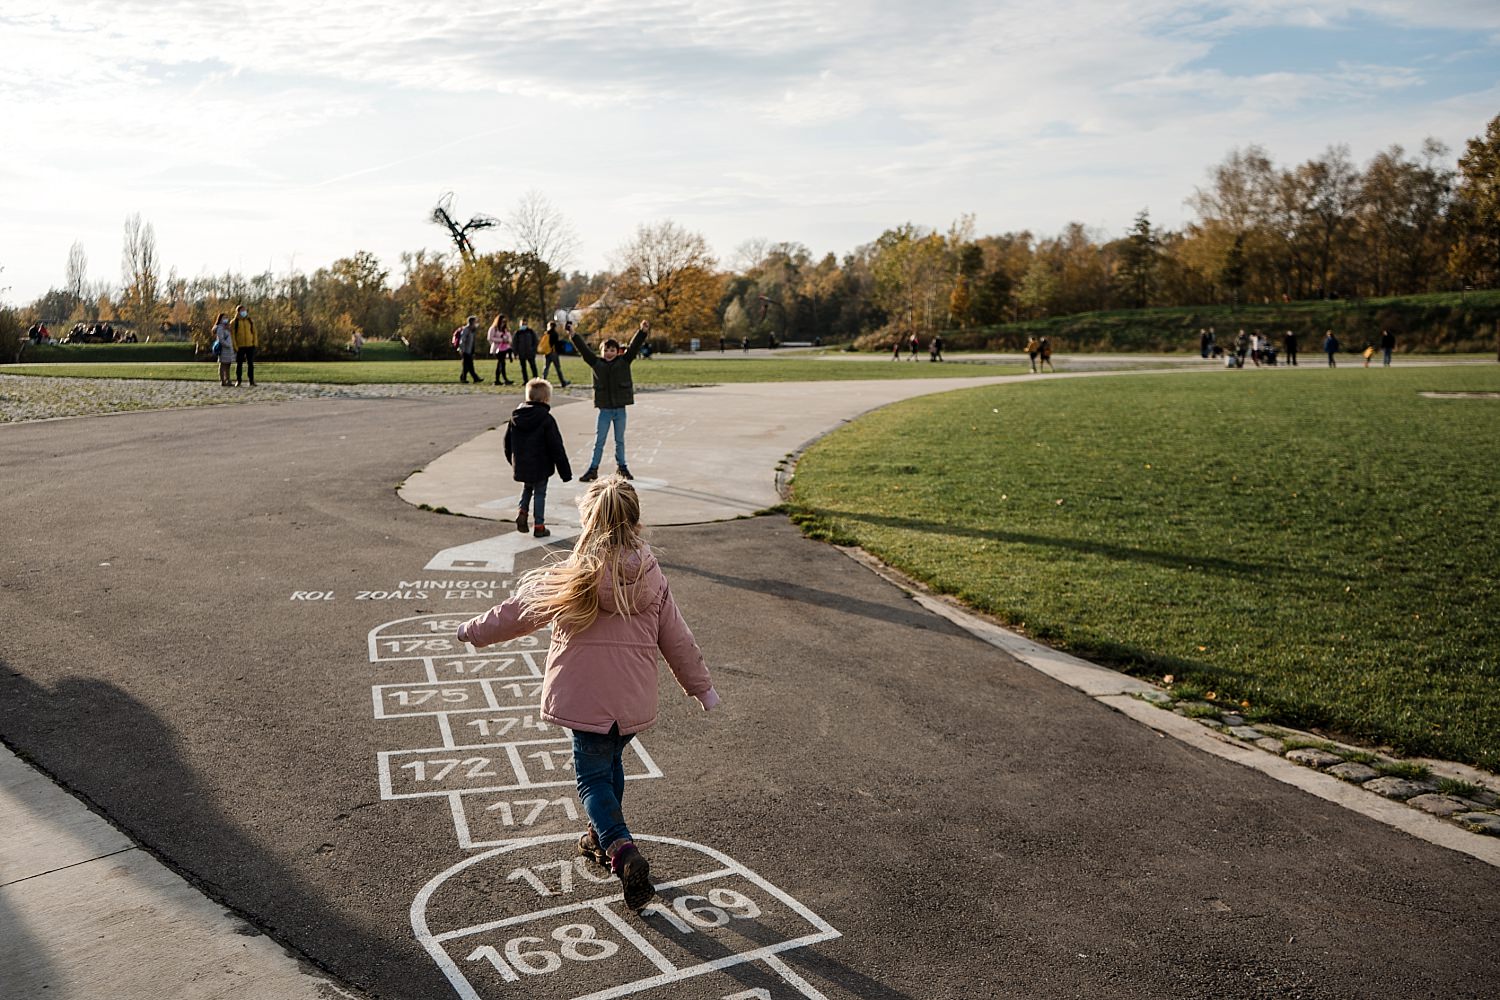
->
[0, 664, 389, 997]
[659, 561, 966, 636]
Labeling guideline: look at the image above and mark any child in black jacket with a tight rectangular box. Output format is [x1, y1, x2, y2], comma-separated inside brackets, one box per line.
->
[505, 379, 573, 538]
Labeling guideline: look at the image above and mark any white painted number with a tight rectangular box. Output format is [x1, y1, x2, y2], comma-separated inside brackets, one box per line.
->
[500, 682, 544, 698]
[466, 715, 549, 738]
[398, 757, 496, 782]
[507, 857, 616, 896]
[643, 889, 762, 934]
[527, 749, 571, 772]
[389, 688, 470, 707]
[465, 925, 618, 980]
[382, 638, 453, 653]
[485, 797, 578, 826]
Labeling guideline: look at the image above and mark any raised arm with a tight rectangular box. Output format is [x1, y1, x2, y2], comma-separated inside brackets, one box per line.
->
[623, 323, 649, 363]
[570, 332, 599, 368]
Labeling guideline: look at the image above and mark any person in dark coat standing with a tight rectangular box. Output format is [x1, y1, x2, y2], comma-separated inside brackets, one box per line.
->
[455, 315, 480, 384]
[512, 320, 541, 381]
[1283, 329, 1298, 366]
[505, 378, 572, 538]
[1323, 330, 1340, 367]
[572, 320, 649, 482]
[1380, 329, 1396, 367]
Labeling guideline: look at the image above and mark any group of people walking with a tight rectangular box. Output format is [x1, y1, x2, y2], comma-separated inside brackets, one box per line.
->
[456, 314, 573, 387]
[460, 315, 712, 914]
[1205, 326, 1397, 369]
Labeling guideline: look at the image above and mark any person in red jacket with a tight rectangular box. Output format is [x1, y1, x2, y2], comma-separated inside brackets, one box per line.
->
[457, 476, 719, 912]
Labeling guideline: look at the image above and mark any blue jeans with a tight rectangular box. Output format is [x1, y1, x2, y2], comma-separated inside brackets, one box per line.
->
[1383, 348, 1392, 366]
[572, 725, 634, 852]
[519, 479, 547, 524]
[543, 353, 567, 385]
[590, 407, 627, 470]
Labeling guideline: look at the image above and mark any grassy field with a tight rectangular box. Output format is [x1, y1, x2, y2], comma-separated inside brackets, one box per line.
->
[0, 354, 1019, 385]
[789, 365, 1500, 770]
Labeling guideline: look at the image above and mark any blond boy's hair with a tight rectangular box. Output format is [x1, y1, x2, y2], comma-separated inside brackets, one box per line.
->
[514, 476, 643, 636]
[525, 378, 552, 403]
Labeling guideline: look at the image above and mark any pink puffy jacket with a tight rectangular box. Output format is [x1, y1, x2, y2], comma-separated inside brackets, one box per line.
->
[457, 547, 719, 735]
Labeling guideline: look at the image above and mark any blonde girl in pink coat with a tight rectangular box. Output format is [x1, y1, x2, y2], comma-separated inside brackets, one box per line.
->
[457, 476, 719, 911]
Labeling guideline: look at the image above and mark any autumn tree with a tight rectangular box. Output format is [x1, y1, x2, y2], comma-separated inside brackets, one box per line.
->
[871, 223, 951, 333]
[507, 191, 579, 328]
[1449, 114, 1500, 289]
[600, 221, 720, 345]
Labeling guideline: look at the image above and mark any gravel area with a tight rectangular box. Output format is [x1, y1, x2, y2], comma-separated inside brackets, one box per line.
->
[0, 374, 594, 424]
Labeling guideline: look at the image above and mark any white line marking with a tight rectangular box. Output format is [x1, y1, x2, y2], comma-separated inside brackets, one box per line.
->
[435, 714, 456, 749]
[763, 954, 832, 999]
[502, 744, 531, 789]
[591, 900, 679, 976]
[448, 793, 474, 850]
[433, 867, 739, 942]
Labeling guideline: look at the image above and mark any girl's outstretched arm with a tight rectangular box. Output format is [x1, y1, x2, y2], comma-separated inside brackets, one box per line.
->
[655, 584, 718, 710]
[458, 597, 547, 648]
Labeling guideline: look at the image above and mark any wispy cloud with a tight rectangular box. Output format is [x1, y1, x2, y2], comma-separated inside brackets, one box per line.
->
[0, 0, 1496, 302]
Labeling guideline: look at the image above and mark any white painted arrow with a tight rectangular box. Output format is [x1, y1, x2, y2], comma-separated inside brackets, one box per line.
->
[424, 527, 580, 575]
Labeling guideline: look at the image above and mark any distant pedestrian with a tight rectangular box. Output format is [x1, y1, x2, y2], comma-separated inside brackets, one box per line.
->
[929, 334, 943, 362]
[1250, 331, 1264, 367]
[1199, 328, 1210, 358]
[541, 320, 570, 387]
[1026, 336, 1040, 373]
[1380, 329, 1395, 367]
[1283, 329, 1298, 367]
[513, 320, 540, 381]
[1323, 330, 1339, 367]
[1039, 337, 1055, 372]
[231, 304, 258, 386]
[455, 315, 481, 383]
[488, 314, 514, 385]
[1362, 344, 1375, 368]
[504, 378, 572, 539]
[907, 332, 919, 360]
[456, 475, 720, 913]
[351, 330, 364, 358]
[891, 338, 902, 361]
[211, 312, 234, 386]
[572, 320, 650, 482]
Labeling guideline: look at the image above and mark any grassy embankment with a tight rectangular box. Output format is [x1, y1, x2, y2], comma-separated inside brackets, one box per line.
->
[856, 289, 1500, 354]
[789, 365, 1500, 770]
[2, 339, 1019, 384]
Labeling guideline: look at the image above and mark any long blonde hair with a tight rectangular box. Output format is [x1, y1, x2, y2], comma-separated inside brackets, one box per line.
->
[515, 476, 644, 635]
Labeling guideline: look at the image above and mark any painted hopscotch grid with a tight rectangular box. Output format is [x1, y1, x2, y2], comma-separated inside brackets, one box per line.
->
[367, 602, 840, 999]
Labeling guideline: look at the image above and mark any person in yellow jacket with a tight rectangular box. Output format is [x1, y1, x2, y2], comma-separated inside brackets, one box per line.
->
[540, 319, 570, 387]
[231, 303, 258, 386]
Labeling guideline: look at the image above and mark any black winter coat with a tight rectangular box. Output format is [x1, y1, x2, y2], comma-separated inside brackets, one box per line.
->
[504, 402, 572, 484]
[512, 326, 539, 358]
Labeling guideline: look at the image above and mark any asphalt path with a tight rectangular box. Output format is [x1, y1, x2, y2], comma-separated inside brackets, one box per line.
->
[2, 395, 1497, 999]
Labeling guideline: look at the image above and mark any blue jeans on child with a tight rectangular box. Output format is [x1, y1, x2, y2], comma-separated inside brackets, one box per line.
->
[519, 480, 547, 524]
[590, 407, 628, 470]
[572, 724, 634, 852]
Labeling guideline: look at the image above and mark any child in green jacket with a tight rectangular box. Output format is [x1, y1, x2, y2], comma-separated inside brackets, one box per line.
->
[572, 321, 650, 481]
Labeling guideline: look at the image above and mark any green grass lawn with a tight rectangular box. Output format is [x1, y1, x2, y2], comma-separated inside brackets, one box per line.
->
[789, 366, 1500, 770]
[1, 355, 1018, 385]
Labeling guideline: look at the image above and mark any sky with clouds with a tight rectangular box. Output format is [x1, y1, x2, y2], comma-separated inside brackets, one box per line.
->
[2, 0, 1497, 304]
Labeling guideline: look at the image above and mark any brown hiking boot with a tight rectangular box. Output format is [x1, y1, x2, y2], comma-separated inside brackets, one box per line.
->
[609, 840, 654, 911]
[577, 828, 608, 867]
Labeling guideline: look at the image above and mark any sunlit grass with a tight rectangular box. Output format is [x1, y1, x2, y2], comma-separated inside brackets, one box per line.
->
[790, 365, 1500, 769]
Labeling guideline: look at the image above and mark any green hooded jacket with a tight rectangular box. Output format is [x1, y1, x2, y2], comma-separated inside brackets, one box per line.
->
[571, 326, 649, 409]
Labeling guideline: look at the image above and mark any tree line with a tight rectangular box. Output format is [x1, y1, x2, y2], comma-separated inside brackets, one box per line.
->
[10, 114, 1498, 358]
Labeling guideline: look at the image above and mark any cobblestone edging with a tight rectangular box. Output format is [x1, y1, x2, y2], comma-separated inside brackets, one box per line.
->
[1138, 690, 1500, 837]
